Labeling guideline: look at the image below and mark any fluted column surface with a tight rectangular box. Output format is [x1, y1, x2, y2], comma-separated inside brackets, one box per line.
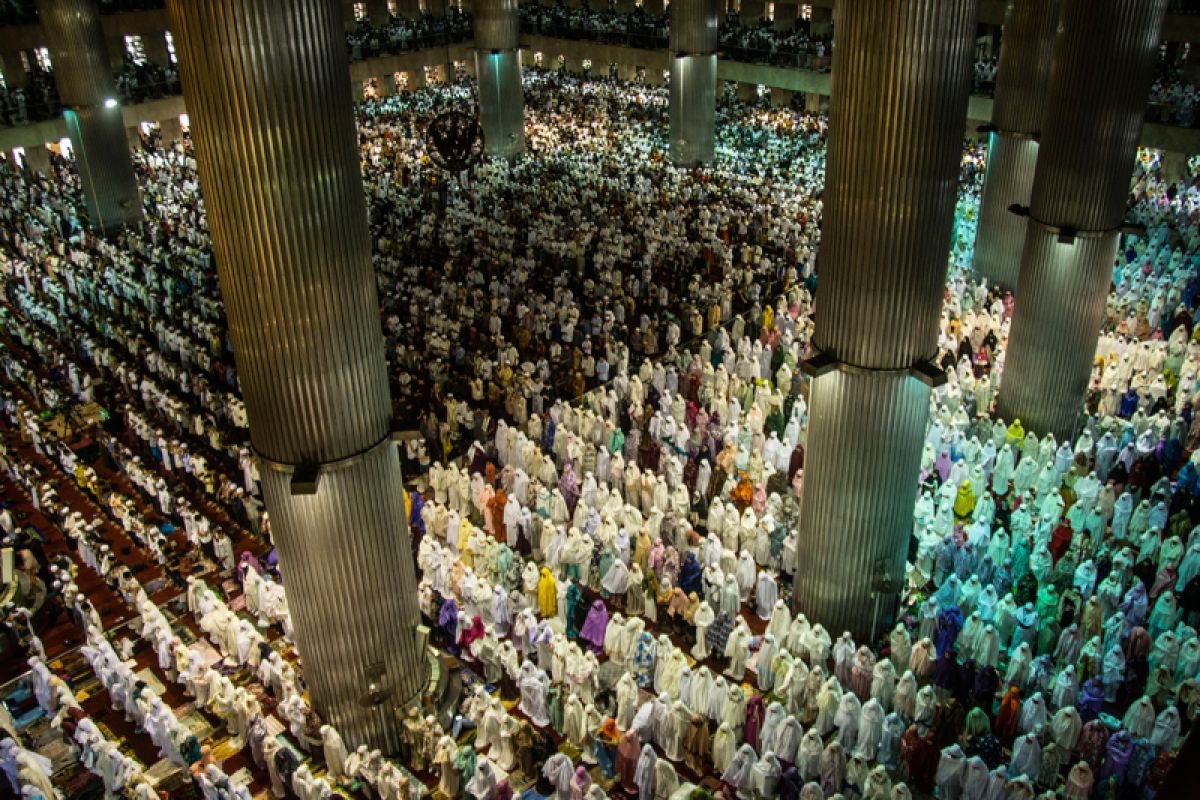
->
[476, 50, 526, 158]
[974, 132, 1039, 290]
[474, 0, 525, 157]
[996, 231, 1117, 435]
[166, 0, 425, 750]
[794, 0, 976, 640]
[474, 0, 520, 50]
[1031, 0, 1166, 231]
[38, 0, 141, 232]
[990, 0, 1059, 135]
[796, 371, 931, 640]
[668, 0, 718, 166]
[37, 0, 117, 104]
[669, 0, 718, 54]
[669, 54, 716, 165]
[997, 0, 1168, 438]
[973, 0, 1058, 290]
[814, 0, 976, 371]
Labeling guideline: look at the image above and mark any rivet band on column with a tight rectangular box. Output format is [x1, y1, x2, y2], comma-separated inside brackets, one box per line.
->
[1010, 208, 1126, 242]
[254, 433, 397, 475]
[978, 124, 1039, 141]
[800, 347, 947, 387]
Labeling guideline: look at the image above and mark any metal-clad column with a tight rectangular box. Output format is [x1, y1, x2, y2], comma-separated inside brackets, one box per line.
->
[669, 0, 718, 165]
[37, 0, 142, 232]
[474, 0, 525, 158]
[996, 0, 1168, 438]
[793, 0, 977, 641]
[972, 0, 1059, 290]
[166, 0, 427, 751]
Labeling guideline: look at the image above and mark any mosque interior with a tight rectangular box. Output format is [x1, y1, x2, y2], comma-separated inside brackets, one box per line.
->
[3, 0, 1200, 799]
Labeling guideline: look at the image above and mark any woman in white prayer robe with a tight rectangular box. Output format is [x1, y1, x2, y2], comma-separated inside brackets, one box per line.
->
[854, 699, 885, 761]
[869, 659, 897, 711]
[517, 661, 551, 726]
[735, 549, 757, 601]
[543, 753, 574, 800]
[1151, 706, 1181, 749]
[724, 618, 752, 680]
[1008, 732, 1041, 780]
[914, 685, 937, 729]
[1051, 706, 1081, 752]
[751, 752, 782, 799]
[755, 571, 778, 619]
[892, 671, 917, 722]
[888, 625, 912, 673]
[601, 558, 630, 598]
[759, 702, 787, 753]
[690, 602, 716, 661]
[1018, 693, 1047, 734]
[934, 744, 966, 800]
[634, 744, 658, 800]
[712, 722, 738, 773]
[1050, 665, 1079, 709]
[1122, 695, 1156, 739]
[687, 667, 714, 717]
[721, 743, 758, 798]
[1102, 644, 1126, 702]
[717, 573, 740, 618]
[775, 715, 804, 764]
[834, 692, 862, 750]
[659, 701, 688, 761]
[467, 759, 497, 800]
[719, 684, 747, 731]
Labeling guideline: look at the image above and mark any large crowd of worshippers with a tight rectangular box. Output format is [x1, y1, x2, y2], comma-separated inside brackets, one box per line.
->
[1148, 48, 1200, 129]
[0, 66, 1198, 800]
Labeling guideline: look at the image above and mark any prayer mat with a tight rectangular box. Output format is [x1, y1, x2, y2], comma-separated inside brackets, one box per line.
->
[22, 719, 60, 748]
[264, 715, 286, 737]
[192, 639, 223, 668]
[13, 705, 44, 729]
[19, 523, 45, 542]
[142, 576, 170, 596]
[228, 766, 254, 786]
[144, 757, 182, 786]
[134, 667, 167, 695]
[39, 737, 76, 774]
[61, 767, 101, 798]
[179, 709, 214, 740]
[210, 737, 243, 761]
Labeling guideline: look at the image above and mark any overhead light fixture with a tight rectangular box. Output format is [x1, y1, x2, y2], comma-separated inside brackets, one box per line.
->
[103, 97, 118, 109]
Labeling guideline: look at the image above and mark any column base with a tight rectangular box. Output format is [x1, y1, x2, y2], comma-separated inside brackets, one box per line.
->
[475, 48, 525, 159]
[995, 225, 1119, 439]
[64, 104, 144, 233]
[974, 132, 1039, 291]
[259, 442, 427, 752]
[669, 53, 716, 166]
[794, 368, 930, 642]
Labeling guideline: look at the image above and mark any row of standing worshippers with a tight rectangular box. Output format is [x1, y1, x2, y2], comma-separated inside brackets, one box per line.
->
[365, 72, 825, 437]
[0, 185, 429, 797]
[7, 53, 1200, 796]
[0, 364, 425, 800]
[417, 448, 1185, 800]
[405, 301, 1200, 800]
[0, 50, 1195, 800]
